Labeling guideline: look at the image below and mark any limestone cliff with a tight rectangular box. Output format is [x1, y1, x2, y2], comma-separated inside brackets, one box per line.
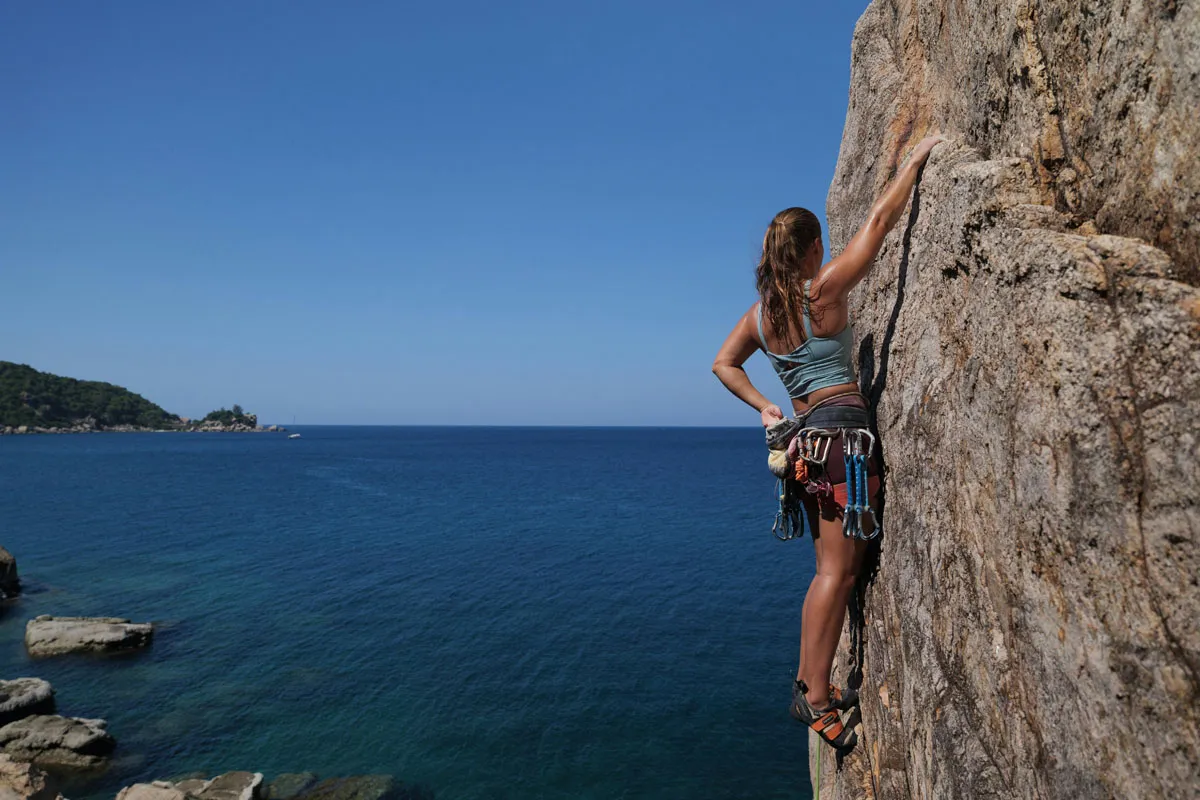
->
[812, 2, 1200, 798]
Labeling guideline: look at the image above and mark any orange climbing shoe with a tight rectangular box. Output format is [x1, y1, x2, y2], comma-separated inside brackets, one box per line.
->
[790, 689, 857, 750]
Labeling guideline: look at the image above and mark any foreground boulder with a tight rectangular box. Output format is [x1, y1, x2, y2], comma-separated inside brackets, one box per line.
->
[0, 754, 63, 800]
[812, 1, 1200, 798]
[25, 616, 152, 657]
[0, 548, 18, 599]
[0, 681, 54, 727]
[0, 715, 114, 772]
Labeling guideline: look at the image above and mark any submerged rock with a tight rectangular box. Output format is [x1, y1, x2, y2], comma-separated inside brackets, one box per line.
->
[25, 616, 153, 657]
[0, 680, 55, 727]
[263, 773, 319, 800]
[0, 548, 19, 599]
[0, 715, 114, 772]
[292, 776, 397, 800]
[812, 1, 1200, 798]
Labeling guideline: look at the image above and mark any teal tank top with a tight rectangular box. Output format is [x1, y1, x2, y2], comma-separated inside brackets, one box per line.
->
[756, 287, 857, 399]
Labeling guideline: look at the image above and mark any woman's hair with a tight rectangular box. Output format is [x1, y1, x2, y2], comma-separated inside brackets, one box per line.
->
[755, 207, 822, 350]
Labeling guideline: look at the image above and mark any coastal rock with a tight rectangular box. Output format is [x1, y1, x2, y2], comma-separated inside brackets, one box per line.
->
[116, 783, 189, 800]
[136, 772, 265, 800]
[812, 2, 1200, 799]
[0, 754, 63, 800]
[25, 616, 153, 657]
[0, 549, 18, 599]
[0, 681, 55, 727]
[0, 715, 114, 771]
[193, 772, 264, 800]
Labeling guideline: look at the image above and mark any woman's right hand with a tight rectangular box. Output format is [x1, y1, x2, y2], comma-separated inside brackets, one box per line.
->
[909, 133, 946, 165]
[760, 404, 785, 428]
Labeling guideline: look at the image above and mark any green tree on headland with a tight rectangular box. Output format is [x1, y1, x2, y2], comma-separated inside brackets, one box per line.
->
[200, 406, 257, 426]
[0, 361, 181, 429]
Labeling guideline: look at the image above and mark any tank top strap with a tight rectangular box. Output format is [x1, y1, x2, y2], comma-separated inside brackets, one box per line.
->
[755, 302, 769, 351]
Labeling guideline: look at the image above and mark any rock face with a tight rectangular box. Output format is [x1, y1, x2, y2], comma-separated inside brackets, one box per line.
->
[813, 2, 1200, 799]
[0, 682, 54, 728]
[0, 715, 114, 772]
[0, 549, 18, 599]
[25, 616, 153, 657]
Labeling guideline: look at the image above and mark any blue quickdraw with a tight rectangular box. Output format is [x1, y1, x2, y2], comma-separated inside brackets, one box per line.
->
[772, 478, 809, 541]
[842, 429, 881, 541]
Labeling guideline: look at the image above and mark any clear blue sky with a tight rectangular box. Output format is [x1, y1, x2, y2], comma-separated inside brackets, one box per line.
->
[2, 1, 867, 426]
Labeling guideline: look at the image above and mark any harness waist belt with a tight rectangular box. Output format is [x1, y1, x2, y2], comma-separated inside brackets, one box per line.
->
[802, 405, 870, 430]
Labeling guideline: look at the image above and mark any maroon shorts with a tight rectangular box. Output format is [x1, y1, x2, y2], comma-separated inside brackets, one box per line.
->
[795, 395, 881, 519]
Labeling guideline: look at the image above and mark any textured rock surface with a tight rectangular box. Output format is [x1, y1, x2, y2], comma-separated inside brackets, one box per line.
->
[25, 616, 153, 657]
[0, 682, 54, 728]
[116, 782, 190, 800]
[123, 772, 265, 800]
[0, 715, 114, 772]
[811, 2, 1200, 799]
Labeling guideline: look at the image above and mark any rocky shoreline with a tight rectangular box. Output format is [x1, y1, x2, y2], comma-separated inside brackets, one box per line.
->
[1, 423, 286, 435]
[0, 549, 429, 800]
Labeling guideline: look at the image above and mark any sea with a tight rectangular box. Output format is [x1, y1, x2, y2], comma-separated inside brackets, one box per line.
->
[0, 427, 817, 799]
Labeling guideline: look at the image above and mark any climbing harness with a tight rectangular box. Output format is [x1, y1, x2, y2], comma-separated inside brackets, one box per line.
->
[764, 397, 881, 542]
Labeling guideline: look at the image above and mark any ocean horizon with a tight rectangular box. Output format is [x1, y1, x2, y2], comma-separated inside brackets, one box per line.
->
[2, 426, 817, 799]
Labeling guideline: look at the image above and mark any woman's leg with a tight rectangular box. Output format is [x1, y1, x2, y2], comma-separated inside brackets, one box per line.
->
[798, 511, 869, 709]
[796, 497, 823, 684]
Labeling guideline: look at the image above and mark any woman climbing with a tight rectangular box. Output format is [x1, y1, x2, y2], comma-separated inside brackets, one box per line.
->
[711, 134, 944, 750]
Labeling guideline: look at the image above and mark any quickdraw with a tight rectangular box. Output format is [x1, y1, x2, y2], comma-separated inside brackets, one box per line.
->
[772, 477, 807, 541]
[842, 428, 880, 541]
[770, 426, 839, 541]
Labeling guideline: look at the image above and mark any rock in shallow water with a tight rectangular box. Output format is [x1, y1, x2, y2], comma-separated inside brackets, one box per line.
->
[0, 680, 54, 727]
[292, 776, 397, 800]
[0, 548, 19, 599]
[0, 715, 114, 772]
[810, 1, 1200, 798]
[24, 616, 153, 657]
[263, 773, 319, 800]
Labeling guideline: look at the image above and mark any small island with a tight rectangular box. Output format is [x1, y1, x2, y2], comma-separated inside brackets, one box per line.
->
[0, 362, 286, 435]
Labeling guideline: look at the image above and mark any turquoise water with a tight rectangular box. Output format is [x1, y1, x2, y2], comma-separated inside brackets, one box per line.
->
[1, 427, 815, 799]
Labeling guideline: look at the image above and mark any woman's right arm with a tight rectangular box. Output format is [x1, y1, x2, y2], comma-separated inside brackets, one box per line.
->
[816, 134, 945, 300]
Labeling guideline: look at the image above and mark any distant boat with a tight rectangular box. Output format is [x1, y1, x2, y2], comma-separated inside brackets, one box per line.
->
[289, 433, 301, 439]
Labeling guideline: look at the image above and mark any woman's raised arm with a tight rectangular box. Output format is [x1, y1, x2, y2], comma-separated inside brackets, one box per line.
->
[815, 135, 945, 301]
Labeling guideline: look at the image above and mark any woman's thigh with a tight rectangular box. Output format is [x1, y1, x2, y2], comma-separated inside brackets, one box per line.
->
[813, 514, 869, 577]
